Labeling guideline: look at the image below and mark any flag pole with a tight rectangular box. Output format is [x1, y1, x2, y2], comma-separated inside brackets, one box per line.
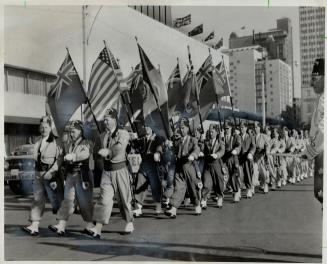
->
[221, 55, 237, 127]
[209, 48, 222, 132]
[81, 5, 87, 122]
[103, 40, 138, 135]
[188, 45, 204, 134]
[136, 37, 171, 140]
[65, 47, 101, 134]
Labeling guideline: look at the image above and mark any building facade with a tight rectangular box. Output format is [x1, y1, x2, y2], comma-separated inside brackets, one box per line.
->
[4, 64, 56, 155]
[224, 46, 264, 113]
[255, 59, 293, 118]
[299, 6, 325, 124]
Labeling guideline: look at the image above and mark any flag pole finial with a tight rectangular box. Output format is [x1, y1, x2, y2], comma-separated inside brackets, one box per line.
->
[177, 57, 179, 63]
[65, 47, 69, 53]
[103, 40, 107, 47]
[208, 47, 211, 55]
[135, 36, 138, 43]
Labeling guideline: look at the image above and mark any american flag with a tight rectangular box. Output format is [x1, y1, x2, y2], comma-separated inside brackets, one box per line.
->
[196, 54, 213, 89]
[84, 47, 121, 121]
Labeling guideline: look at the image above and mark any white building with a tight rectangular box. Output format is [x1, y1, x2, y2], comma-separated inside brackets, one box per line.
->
[223, 46, 265, 113]
[299, 7, 325, 124]
[256, 59, 293, 118]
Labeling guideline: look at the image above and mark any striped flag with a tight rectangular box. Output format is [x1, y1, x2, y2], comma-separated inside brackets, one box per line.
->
[83, 47, 120, 122]
[196, 55, 213, 89]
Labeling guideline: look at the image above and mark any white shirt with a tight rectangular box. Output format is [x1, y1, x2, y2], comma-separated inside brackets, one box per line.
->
[40, 135, 49, 152]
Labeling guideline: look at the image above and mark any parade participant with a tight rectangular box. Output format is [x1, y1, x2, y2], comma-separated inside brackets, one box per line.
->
[273, 127, 287, 188]
[292, 129, 302, 182]
[88, 108, 133, 238]
[48, 120, 93, 236]
[297, 130, 307, 180]
[252, 121, 269, 194]
[265, 126, 280, 190]
[304, 130, 314, 178]
[201, 124, 226, 208]
[302, 58, 324, 205]
[223, 121, 242, 202]
[132, 126, 165, 216]
[239, 121, 256, 198]
[283, 127, 296, 184]
[22, 116, 64, 236]
[164, 118, 201, 218]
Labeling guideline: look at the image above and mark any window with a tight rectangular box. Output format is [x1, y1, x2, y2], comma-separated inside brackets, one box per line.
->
[237, 60, 240, 63]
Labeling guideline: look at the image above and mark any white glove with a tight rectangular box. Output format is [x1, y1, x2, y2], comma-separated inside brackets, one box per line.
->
[43, 171, 53, 180]
[98, 148, 110, 158]
[211, 153, 218, 159]
[64, 153, 76, 162]
[82, 182, 90, 189]
[199, 151, 204, 157]
[130, 133, 138, 140]
[188, 155, 195, 161]
[247, 153, 253, 160]
[231, 149, 238, 155]
[165, 140, 173, 148]
[153, 152, 161, 162]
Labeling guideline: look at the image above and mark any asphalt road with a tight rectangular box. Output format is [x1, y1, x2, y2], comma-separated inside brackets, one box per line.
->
[4, 177, 323, 262]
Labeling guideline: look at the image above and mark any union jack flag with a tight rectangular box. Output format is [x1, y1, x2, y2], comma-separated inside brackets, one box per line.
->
[49, 54, 77, 101]
[196, 55, 213, 89]
[213, 59, 231, 97]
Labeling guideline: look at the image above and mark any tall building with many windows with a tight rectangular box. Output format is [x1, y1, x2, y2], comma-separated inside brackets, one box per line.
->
[299, 6, 325, 124]
[130, 6, 172, 26]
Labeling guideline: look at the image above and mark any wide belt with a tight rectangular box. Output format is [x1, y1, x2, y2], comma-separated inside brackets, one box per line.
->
[103, 161, 127, 171]
[35, 162, 51, 172]
[66, 162, 88, 173]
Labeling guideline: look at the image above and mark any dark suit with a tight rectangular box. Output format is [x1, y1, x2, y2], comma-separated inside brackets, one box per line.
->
[202, 137, 227, 199]
[239, 133, 256, 189]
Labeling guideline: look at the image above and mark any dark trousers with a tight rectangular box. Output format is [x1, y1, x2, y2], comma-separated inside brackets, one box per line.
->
[170, 160, 200, 208]
[240, 155, 253, 189]
[202, 160, 225, 198]
[314, 152, 323, 204]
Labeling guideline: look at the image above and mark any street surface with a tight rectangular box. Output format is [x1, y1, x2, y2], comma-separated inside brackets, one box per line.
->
[4, 177, 322, 262]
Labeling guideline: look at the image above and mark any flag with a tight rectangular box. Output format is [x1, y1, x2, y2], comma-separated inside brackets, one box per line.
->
[188, 24, 203, 37]
[196, 55, 213, 90]
[213, 59, 231, 97]
[204, 31, 215, 42]
[241, 25, 246, 30]
[213, 37, 223, 49]
[173, 14, 191, 28]
[167, 62, 183, 117]
[47, 52, 87, 136]
[83, 47, 120, 122]
[137, 44, 169, 138]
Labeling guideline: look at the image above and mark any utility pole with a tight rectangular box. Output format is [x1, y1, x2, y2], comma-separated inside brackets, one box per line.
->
[81, 5, 87, 121]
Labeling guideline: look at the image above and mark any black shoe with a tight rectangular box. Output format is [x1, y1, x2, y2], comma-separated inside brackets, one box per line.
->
[22, 226, 39, 236]
[85, 229, 101, 239]
[48, 225, 58, 233]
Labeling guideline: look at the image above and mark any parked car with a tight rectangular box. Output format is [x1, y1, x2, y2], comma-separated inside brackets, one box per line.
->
[4, 144, 35, 195]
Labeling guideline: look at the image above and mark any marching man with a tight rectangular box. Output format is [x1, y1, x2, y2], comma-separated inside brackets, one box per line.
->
[88, 108, 134, 238]
[22, 116, 64, 236]
[49, 120, 94, 236]
[302, 58, 324, 205]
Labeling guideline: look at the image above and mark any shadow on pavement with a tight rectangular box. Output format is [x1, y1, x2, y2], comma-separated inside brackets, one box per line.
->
[39, 241, 291, 262]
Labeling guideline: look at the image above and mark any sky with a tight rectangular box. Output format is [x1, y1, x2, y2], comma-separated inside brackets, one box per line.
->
[171, 6, 302, 97]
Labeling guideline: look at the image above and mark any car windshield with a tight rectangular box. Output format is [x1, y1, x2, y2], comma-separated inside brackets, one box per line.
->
[12, 145, 34, 156]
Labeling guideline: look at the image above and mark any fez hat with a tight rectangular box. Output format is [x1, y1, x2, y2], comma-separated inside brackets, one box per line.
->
[40, 115, 52, 126]
[240, 120, 247, 128]
[70, 120, 83, 131]
[180, 117, 190, 128]
[209, 123, 219, 131]
[224, 120, 232, 129]
[312, 58, 324, 76]
[104, 108, 118, 120]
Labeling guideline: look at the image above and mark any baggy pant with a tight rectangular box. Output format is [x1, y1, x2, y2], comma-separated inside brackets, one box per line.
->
[226, 155, 240, 193]
[286, 156, 296, 180]
[30, 174, 64, 222]
[314, 152, 323, 204]
[164, 161, 175, 199]
[93, 168, 133, 224]
[239, 156, 253, 189]
[253, 157, 268, 186]
[57, 171, 94, 222]
[202, 160, 226, 198]
[266, 155, 277, 186]
[170, 161, 200, 208]
[134, 160, 162, 204]
[276, 156, 288, 182]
